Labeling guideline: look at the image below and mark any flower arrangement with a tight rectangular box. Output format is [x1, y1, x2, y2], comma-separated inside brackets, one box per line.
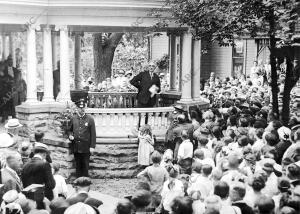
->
[54, 102, 77, 137]
[156, 54, 169, 71]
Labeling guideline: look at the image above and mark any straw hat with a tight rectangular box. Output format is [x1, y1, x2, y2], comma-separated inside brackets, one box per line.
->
[0, 133, 15, 148]
[5, 119, 23, 129]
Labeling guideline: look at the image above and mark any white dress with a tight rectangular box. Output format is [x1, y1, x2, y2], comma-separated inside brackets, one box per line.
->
[137, 134, 154, 166]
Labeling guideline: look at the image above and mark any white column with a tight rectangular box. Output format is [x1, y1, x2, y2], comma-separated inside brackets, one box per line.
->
[51, 32, 58, 70]
[179, 31, 193, 103]
[42, 26, 55, 103]
[9, 33, 16, 67]
[192, 39, 201, 101]
[74, 33, 82, 89]
[25, 25, 38, 103]
[58, 25, 71, 103]
[2, 34, 8, 61]
[168, 32, 177, 91]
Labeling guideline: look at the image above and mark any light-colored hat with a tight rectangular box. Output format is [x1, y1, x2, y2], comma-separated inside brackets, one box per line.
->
[278, 126, 291, 141]
[5, 119, 23, 129]
[3, 190, 19, 204]
[34, 142, 49, 152]
[0, 133, 15, 148]
[64, 202, 98, 214]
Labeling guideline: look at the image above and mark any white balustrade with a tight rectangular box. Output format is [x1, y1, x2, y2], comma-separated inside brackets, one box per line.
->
[85, 107, 173, 138]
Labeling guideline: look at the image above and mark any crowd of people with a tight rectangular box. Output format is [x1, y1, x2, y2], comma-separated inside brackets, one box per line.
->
[0, 56, 299, 214]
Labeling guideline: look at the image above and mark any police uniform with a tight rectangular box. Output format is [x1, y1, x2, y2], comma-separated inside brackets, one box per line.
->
[70, 100, 96, 177]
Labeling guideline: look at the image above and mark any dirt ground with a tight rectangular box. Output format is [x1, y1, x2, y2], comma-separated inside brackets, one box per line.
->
[91, 178, 138, 198]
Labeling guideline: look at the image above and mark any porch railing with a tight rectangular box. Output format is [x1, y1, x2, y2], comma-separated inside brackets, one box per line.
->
[85, 107, 173, 138]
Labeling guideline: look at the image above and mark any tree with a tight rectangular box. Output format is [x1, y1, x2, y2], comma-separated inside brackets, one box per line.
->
[93, 33, 124, 84]
[155, 0, 300, 124]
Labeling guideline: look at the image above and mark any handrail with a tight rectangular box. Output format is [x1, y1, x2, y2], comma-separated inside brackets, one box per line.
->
[85, 106, 174, 114]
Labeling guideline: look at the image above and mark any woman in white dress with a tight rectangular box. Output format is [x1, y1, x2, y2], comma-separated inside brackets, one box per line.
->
[138, 124, 154, 166]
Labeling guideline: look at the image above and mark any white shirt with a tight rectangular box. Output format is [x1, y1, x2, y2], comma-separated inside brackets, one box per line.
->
[252, 139, 265, 154]
[53, 174, 68, 198]
[177, 139, 193, 160]
[161, 179, 184, 212]
[188, 176, 214, 198]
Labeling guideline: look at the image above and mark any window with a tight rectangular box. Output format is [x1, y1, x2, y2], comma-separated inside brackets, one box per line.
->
[232, 40, 244, 77]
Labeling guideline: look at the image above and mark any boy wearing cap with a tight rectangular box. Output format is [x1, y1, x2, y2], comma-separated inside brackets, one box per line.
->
[69, 99, 96, 178]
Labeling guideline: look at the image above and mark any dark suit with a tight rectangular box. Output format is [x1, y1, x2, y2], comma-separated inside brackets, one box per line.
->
[3, 66, 22, 116]
[21, 157, 56, 200]
[130, 71, 161, 107]
[70, 114, 96, 177]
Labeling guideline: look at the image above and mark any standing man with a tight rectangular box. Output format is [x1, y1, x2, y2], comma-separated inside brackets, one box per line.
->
[69, 99, 96, 178]
[4, 55, 22, 117]
[130, 61, 161, 108]
[21, 143, 56, 200]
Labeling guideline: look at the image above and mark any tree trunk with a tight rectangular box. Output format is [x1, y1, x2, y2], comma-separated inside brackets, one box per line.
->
[282, 46, 300, 125]
[282, 55, 293, 126]
[269, 35, 279, 118]
[269, 9, 279, 118]
[93, 33, 124, 84]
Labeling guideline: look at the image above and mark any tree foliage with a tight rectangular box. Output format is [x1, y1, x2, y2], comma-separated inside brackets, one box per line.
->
[154, 0, 300, 124]
[163, 0, 299, 46]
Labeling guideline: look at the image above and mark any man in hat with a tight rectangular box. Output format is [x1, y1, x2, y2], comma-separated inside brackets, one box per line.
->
[4, 118, 23, 146]
[165, 105, 185, 150]
[21, 143, 56, 200]
[69, 99, 96, 178]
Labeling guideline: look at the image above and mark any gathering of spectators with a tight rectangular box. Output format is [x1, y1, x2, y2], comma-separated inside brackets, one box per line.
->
[0, 55, 299, 214]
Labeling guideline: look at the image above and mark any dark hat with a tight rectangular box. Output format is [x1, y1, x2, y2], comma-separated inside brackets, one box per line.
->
[76, 98, 86, 108]
[73, 177, 92, 187]
[277, 177, 290, 191]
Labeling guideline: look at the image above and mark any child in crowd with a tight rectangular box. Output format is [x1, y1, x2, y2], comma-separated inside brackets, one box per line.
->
[52, 162, 68, 199]
[138, 124, 154, 166]
[137, 151, 169, 195]
[160, 165, 184, 213]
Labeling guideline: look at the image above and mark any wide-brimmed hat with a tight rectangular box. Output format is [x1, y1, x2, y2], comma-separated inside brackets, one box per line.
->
[73, 177, 92, 187]
[5, 119, 23, 129]
[0, 133, 15, 148]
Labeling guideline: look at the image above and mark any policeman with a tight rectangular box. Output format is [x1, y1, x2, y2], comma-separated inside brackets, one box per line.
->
[165, 105, 185, 150]
[69, 99, 96, 178]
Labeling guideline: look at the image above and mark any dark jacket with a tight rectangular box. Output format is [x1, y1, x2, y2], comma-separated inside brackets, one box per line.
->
[53, 69, 60, 99]
[70, 114, 96, 153]
[232, 201, 255, 214]
[21, 157, 56, 200]
[130, 71, 161, 107]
